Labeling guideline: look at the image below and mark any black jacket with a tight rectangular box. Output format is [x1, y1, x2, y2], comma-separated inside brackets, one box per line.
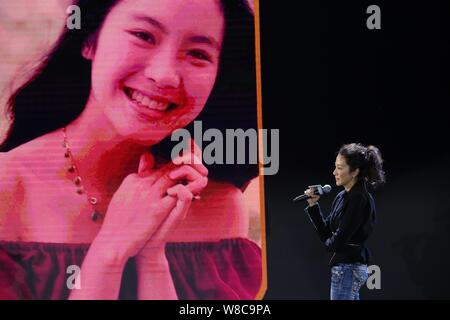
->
[304, 179, 376, 266]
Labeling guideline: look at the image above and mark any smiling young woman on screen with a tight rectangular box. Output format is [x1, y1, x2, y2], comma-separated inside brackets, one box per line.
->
[0, 0, 262, 300]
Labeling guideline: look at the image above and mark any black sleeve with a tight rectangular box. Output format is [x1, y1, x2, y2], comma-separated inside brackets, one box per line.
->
[323, 194, 368, 253]
[304, 203, 333, 242]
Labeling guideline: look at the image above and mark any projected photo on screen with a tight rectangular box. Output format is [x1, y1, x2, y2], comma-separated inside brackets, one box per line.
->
[0, 0, 266, 300]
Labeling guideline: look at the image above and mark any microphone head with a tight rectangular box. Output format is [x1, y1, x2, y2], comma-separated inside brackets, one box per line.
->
[322, 184, 332, 193]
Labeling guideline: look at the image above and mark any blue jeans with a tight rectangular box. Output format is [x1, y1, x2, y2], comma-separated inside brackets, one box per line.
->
[330, 263, 368, 300]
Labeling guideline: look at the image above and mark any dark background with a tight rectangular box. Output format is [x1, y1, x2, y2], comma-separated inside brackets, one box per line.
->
[260, 0, 450, 299]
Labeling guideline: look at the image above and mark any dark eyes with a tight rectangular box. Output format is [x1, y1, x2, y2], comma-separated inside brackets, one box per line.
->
[129, 31, 156, 44]
[187, 49, 212, 62]
[128, 31, 213, 64]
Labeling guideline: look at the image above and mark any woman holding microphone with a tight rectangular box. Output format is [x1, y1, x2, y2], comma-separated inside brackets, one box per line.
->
[304, 143, 385, 300]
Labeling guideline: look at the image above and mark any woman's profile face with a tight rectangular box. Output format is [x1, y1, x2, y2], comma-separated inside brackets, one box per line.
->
[83, 0, 224, 144]
[333, 154, 354, 187]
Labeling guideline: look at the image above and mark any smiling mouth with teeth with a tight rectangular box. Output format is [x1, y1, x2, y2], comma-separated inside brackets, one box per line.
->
[124, 87, 177, 112]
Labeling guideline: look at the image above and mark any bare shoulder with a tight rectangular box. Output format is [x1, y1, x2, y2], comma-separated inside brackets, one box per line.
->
[0, 152, 24, 239]
[0, 152, 22, 197]
[169, 179, 249, 242]
[0, 138, 43, 190]
[1, 131, 63, 179]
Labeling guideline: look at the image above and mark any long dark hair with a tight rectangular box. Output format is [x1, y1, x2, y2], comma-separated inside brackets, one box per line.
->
[338, 143, 386, 188]
[1, 0, 258, 188]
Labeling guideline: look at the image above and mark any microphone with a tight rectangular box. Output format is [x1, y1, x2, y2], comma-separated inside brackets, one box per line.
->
[292, 184, 332, 202]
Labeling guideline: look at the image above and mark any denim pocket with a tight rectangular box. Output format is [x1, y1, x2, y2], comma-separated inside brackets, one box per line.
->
[331, 266, 344, 287]
[331, 266, 344, 277]
[351, 265, 368, 293]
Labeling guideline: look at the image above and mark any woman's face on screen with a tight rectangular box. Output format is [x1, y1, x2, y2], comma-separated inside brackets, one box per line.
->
[83, 0, 224, 144]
